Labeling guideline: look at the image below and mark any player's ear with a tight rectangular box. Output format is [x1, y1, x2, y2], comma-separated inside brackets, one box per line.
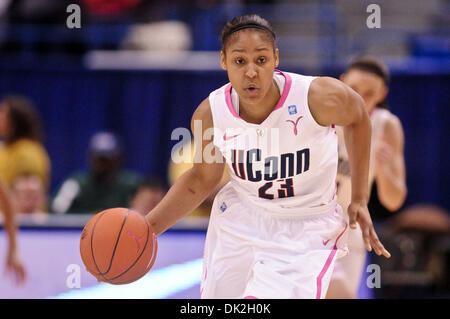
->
[274, 48, 279, 68]
[220, 51, 227, 70]
[381, 85, 389, 101]
[375, 85, 389, 105]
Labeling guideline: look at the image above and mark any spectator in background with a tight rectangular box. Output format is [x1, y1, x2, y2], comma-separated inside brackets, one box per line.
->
[372, 204, 450, 298]
[81, 0, 143, 19]
[11, 174, 46, 214]
[51, 131, 142, 214]
[115, 0, 193, 51]
[0, 95, 51, 213]
[130, 176, 166, 215]
[5, 0, 73, 24]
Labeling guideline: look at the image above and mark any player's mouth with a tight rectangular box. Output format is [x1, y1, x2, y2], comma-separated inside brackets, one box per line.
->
[244, 85, 259, 96]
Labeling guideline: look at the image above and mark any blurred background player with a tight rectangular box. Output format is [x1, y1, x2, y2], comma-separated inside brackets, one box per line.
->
[0, 95, 51, 214]
[51, 131, 142, 214]
[327, 56, 407, 299]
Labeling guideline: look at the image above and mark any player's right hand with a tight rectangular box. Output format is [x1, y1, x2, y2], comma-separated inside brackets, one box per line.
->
[348, 201, 391, 259]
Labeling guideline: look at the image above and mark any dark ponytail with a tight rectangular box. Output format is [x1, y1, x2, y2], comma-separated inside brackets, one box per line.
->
[221, 14, 276, 51]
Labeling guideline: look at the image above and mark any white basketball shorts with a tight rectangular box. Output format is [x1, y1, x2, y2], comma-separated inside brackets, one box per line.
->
[200, 184, 349, 299]
[330, 222, 367, 296]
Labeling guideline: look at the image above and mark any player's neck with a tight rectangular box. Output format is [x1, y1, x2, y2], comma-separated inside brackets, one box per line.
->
[368, 105, 376, 117]
[239, 80, 280, 124]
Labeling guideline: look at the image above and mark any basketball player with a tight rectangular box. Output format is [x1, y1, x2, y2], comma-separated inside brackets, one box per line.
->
[145, 14, 390, 299]
[326, 57, 407, 299]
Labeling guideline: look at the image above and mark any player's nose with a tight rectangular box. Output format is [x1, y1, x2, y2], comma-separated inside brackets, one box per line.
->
[245, 64, 257, 79]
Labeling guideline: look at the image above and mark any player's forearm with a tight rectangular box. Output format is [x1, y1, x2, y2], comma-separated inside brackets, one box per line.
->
[376, 166, 407, 211]
[3, 214, 17, 252]
[344, 108, 371, 204]
[145, 168, 217, 235]
[0, 191, 18, 252]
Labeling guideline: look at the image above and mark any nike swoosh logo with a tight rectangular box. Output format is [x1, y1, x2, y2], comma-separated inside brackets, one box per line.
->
[223, 133, 240, 140]
[127, 231, 145, 251]
[322, 239, 330, 246]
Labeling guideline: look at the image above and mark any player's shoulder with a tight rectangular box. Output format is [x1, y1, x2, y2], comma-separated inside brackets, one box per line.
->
[376, 109, 404, 145]
[307, 76, 354, 113]
[284, 70, 318, 82]
[280, 71, 319, 90]
[308, 76, 348, 98]
[194, 81, 231, 117]
[191, 81, 232, 132]
[192, 97, 212, 120]
[385, 110, 401, 125]
[378, 109, 403, 133]
[191, 97, 213, 132]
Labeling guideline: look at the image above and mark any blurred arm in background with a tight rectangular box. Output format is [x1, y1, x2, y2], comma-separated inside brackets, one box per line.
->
[0, 179, 26, 285]
[373, 114, 407, 211]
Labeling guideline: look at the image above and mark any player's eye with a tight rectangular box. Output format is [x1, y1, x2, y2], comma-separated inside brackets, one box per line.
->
[258, 57, 266, 63]
[235, 58, 244, 65]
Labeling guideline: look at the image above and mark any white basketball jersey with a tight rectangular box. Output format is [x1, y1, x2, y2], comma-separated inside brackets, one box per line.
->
[336, 107, 392, 212]
[208, 70, 338, 217]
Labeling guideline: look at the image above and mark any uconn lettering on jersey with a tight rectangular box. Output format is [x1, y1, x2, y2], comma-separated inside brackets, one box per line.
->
[231, 148, 310, 181]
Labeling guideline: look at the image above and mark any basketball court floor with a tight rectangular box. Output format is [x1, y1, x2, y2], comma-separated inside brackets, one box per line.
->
[0, 228, 372, 299]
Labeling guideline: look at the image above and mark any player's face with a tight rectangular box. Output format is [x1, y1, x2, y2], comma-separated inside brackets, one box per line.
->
[220, 30, 279, 106]
[341, 69, 388, 112]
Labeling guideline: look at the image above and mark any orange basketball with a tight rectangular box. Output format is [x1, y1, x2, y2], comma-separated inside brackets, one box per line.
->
[79, 207, 157, 285]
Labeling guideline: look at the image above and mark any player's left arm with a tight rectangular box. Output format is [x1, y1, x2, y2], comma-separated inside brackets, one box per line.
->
[374, 115, 407, 211]
[308, 76, 390, 258]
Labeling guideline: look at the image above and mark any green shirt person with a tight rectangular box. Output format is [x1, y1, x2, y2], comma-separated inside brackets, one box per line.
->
[52, 132, 142, 214]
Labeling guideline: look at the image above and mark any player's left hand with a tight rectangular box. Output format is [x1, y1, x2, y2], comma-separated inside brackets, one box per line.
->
[5, 249, 27, 285]
[347, 201, 391, 258]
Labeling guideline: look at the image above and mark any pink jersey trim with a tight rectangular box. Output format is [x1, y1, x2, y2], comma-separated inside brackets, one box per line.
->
[200, 266, 208, 297]
[243, 295, 259, 299]
[315, 222, 348, 299]
[224, 70, 292, 119]
[273, 69, 292, 111]
[332, 181, 337, 200]
[225, 83, 239, 118]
